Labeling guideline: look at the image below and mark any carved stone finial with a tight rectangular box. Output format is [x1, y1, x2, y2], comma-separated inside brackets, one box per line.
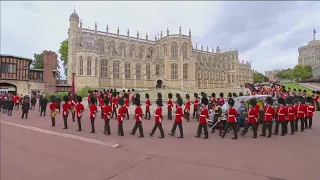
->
[196, 44, 197, 49]
[189, 29, 191, 37]
[137, 30, 139, 39]
[146, 33, 148, 40]
[167, 27, 169, 36]
[160, 31, 163, 38]
[127, 29, 130, 36]
[207, 46, 209, 52]
[179, 26, 181, 34]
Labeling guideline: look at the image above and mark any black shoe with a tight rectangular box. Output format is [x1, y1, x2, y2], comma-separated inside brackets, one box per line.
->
[158, 136, 164, 138]
[169, 133, 174, 136]
[220, 135, 225, 138]
[107, 133, 111, 135]
[118, 134, 124, 136]
[273, 132, 278, 135]
[177, 136, 183, 138]
[260, 134, 266, 137]
[129, 132, 134, 135]
[195, 135, 200, 138]
[232, 137, 237, 139]
[267, 135, 271, 138]
[301, 130, 304, 132]
[77, 129, 82, 131]
[148, 133, 153, 137]
[202, 137, 208, 139]
[63, 127, 68, 129]
[290, 132, 294, 135]
[252, 136, 257, 138]
[138, 136, 144, 138]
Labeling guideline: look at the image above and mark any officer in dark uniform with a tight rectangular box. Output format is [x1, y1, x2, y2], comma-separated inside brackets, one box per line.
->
[21, 95, 30, 119]
[2, 97, 8, 114]
[7, 97, 14, 116]
[56, 96, 62, 114]
[40, 95, 48, 116]
[0, 96, 3, 113]
[31, 95, 36, 110]
[39, 93, 44, 111]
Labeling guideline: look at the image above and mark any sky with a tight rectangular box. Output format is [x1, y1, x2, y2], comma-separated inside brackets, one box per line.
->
[1, 1, 320, 79]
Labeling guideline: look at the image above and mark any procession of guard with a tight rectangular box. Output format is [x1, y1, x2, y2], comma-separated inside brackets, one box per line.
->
[0, 86, 318, 140]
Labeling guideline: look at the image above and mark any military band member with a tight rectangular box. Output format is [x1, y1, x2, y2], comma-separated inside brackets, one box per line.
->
[40, 95, 48, 116]
[111, 92, 118, 119]
[196, 95, 209, 139]
[274, 97, 287, 136]
[89, 97, 98, 133]
[14, 95, 21, 110]
[305, 97, 315, 129]
[75, 96, 84, 131]
[117, 97, 126, 136]
[167, 93, 173, 120]
[124, 93, 130, 120]
[149, 93, 165, 138]
[212, 101, 222, 134]
[286, 97, 296, 135]
[184, 94, 191, 121]
[192, 93, 199, 119]
[100, 93, 105, 118]
[295, 96, 306, 132]
[169, 96, 184, 138]
[49, 95, 58, 127]
[21, 96, 30, 119]
[218, 93, 225, 105]
[297, 89, 302, 96]
[240, 98, 258, 138]
[221, 98, 238, 139]
[144, 93, 151, 120]
[71, 94, 77, 122]
[131, 89, 135, 105]
[103, 97, 112, 135]
[211, 93, 217, 105]
[130, 97, 144, 138]
[56, 96, 62, 114]
[62, 95, 71, 129]
[38, 93, 44, 112]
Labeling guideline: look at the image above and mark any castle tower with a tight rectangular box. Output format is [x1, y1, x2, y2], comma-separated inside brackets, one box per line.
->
[43, 51, 58, 94]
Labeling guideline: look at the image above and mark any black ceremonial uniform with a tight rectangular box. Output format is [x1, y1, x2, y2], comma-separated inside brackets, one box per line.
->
[21, 97, 30, 119]
[40, 97, 48, 116]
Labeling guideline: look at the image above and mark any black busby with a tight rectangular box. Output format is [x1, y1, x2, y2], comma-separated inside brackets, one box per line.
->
[317, 91, 320, 95]
[157, 92, 162, 99]
[277, 97, 286, 105]
[282, 88, 286, 93]
[211, 93, 216, 98]
[194, 93, 198, 98]
[303, 90, 307, 93]
[134, 97, 141, 106]
[228, 98, 235, 107]
[176, 93, 180, 98]
[312, 90, 315, 94]
[288, 87, 291, 90]
[297, 96, 304, 103]
[132, 89, 135, 92]
[176, 97, 183, 106]
[124, 93, 129, 99]
[306, 96, 313, 104]
[249, 98, 257, 107]
[136, 93, 141, 99]
[145, 93, 149, 99]
[239, 92, 244, 96]
[232, 92, 237, 97]
[201, 96, 209, 105]
[118, 97, 124, 106]
[77, 96, 82, 103]
[90, 96, 96, 104]
[228, 92, 232, 98]
[104, 96, 109, 105]
[186, 94, 190, 99]
[117, 91, 120, 95]
[112, 91, 117, 97]
[123, 89, 125, 93]
[200, 92, 204, 97]
[219, 92, 224, 98]
[63, 95, 69, 102]
[298, 89, 301, 92]
[168, 93, 173, 99]
[72, 93, 78, 101]
[50, 95, 57, 103]
[286, 96, 294, 105]
[293, 88, 297, 91]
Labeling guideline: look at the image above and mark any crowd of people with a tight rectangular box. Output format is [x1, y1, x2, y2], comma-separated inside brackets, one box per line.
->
[0, 86, 319, 140]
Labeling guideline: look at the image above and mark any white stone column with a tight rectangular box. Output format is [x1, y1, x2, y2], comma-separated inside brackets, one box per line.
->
[121, 61, 125, 88]
[180, 56, 184, 88]
[110, 61, 114, 87]
[142, 63, 147, 88]
[133, 62, 136, 87]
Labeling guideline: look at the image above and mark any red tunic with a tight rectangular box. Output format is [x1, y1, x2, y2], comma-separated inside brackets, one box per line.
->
[218, 98, 225, 105]
[135, 106, 143, 122]
[315, 95, 319, 103]
[14, 96, 20, 104]
[194, 99, 199, 110]
[167, 99, 173, 110]
[306, 104, 315, 117]
[247, 107, 258, 123]
[295, 104, 306, 119]
[112, 97, 118, 108]
[287, 105, 296, 121]
[184, 100, 191, 112]
[211, 98, 217, 104]
[117, 106, 126, 122]
[227, 108, 238, 123]
[146, 99, 151, 111]
[175, 106, 184, 123]
[125, 99, 130, 108]
[99, 98, 104, 106]
[103, 104, 112, 120]
[62, 103, 71, 116]
[50, 103, 58, 112]
[199, 107, 209, 124]
[75, 103, 84, 118]
[255, 104, 260, 116]
[155, 107, 163, 123]
[276, 106, 287, 121]
[89, 104, 97, 119]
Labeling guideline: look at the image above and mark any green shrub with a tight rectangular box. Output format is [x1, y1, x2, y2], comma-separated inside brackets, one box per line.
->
[76, 86, 93, 98]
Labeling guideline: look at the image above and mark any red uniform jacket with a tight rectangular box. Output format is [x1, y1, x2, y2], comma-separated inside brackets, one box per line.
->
[14, 96, 20, 104]
[218, 98, 225, 105]
[135, 106, 143, 122]
[88, 95, 91, 102]
[255, 104, 260, 116]
[167, 99, 173, 110]
[211, 98, 217, 104]
[89, 104, 97, 119]
[50, 103, 58, 112]
[247, 107, 258, 123]
[276, 106, 287, 121]
[306, 104, 315, 117]
[103, 104, 112, 120]
[175, 106, 184, 123]
[117, 106, 126, 122]
[194, 99, 199, 110]
[287, 105, 296, 121]
[155, 107, 163, 123]
[146, 99, 151, 111]
[125, 99, 130, 108]
[316, 95, 320, 103]
[100, 102, 105, 111]
[62, 103, 71, 116]
[112, 97, 118, 108]
[295, 104, 306, 119]
[99, 98, 104, 106]
[199, 107, 209, 124]
[227, 108, 238, 123]
[185, 100, 191, 112]
[131, 93, 135, 100]
[75, 103, 84, 118]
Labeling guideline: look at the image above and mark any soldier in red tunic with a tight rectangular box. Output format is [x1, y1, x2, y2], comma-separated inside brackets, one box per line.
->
[131, 89, 135, 105]
[117, 96, 126, 136]
[49, 95, 58, 127]
[144, 93, 151, 120]
[167, 93, 173, 120]
[169, 96, 184, 138]
[62, 95, 71, 129]
[75, 96, 84, 131]
[218, 93, 225, 105]
[130, 97, 144, 138]
[99, 93, 105, 118]
[274, 97, 287, 136]
[286, 97, 296, 135]
[184, 94, 191, 122]
[111, 92, 118, 119]
[305, 97, 315, 129]
[195, 95, 209, 139]
[103, 97, 112, 135]
[192, 93, 199, 119]
[149, 93, 164, 138]
[221, 98, 238, 139]
[124, 93, 130, 120]
[240, 98, 258, 138]
[89, 97, 97, 133]
[295, 96, 306, 132]
[70, 94, 77, 122]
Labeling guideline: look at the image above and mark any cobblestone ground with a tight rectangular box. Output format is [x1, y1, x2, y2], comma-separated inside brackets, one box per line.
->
[1, 105, 320, 180]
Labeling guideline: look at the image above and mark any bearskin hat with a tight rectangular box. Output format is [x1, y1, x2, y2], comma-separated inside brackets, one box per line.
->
[306, 97, 313, 104]
[201, 96, 209, 105]
[249, 98, 257, 107]
[277, 97, 286, 105]
[228, 92, 232, 98]
[186, 94, 190, 99]
[136, 93, 141, 99]
[100, 93, 104, 98]
[117, 91, 120, 95]
[145, 93, 149, 99]
[317, 91, 320, 95]
[168, 93, 173, 99]
[239, 92, 244, 96]
[288, 87, 291, 90]
[282, 88, 286, 93]
[156, 98, 163, 106]
[104, 96, 109, 104]
[123, 89, 125, 93]
[134, 97, 141, 106]
[50, 95, 57, 103]
[232, 92, 237, 97]
[312, 90, 315, 94]
[132, 89, 135, 92]
[112, 91, 117, 97]
[72, 93, 77, 101]
[158, 92, 162, 99]
[63, 95, 69, 102]
[200, 92, 204, 96]
[286, 96, 294, 105]
[176, 97, 183, 106]
[202, 93, 208, 98]
[124, 93, 128, 99]
[90, 96, 96, 104]
[228, 98, 235, 107]
[77, 96, 82, 103]
[297, 96, 304, 103]
[211, 93, 216, 98]
[87, 90, 91, 93]
[118, 97, 124, 106]
[298, 89, 301, 92]
[194, 93, 198, 98]
[219, 92, 224, 98]
[176, 93, 180, 98]
[293, 88, 297, 91]
[303, 90, 307, 93]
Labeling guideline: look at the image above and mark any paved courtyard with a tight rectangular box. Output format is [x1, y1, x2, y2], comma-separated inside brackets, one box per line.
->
[1, 104, 320, 180]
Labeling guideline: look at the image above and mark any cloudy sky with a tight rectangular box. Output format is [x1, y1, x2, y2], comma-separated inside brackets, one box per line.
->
[1, 1, 320, 78]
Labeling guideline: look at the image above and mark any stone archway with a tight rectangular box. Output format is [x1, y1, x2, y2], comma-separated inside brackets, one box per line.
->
[0, 82, 17, 94]
[156, 80, 163, 89]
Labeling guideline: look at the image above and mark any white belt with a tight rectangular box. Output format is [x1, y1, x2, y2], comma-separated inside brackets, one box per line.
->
[278, 114, 285, 115]
[297, 111, 304, 113]
[288, 113, 295, 115]
[200, 115, 206, 117]
[265, 113, 272, 115]
[248, 115, 255, 117]
[155, 115, 159, 116]
[228, 115, 235, 117]
[307, 111, 313, 112]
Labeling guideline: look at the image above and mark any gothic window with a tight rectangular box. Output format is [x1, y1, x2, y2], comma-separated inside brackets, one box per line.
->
[119, 42, 126, 56]
[236, 74, 239, 82]
[98, 39, 104, 53]
[129, 44, 136, 57]
[182, 42, 188, 60]
[232, 74, 235, 82]
[163, 44, 167, 56]
[113, 61, 120, 78]
[228, 64, 231, 71]
[146, 64, 151, 80]
[100, 59, 108, 77]
[155, 64, 160, 76]
[135, 63, 141, 79]
[125, 62, 130, 79]
[87, 57, 92, 75]
[157, 46, 160, 58]
[138, 46, 145, 59]
[183, 64, 188, 80]
[95, 58, 98, 77]
[147, 47, 154, 59]
[109, 41, 116, 56]
[232, 64, 235, 70]
[79, 56, 83, 75]
[171, 63, 178, 79]
[228, 74, 230, 83]
[171, 42, 178, 58]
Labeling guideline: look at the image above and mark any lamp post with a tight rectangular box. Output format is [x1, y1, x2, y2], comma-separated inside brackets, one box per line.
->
[71, 73, 76, 94]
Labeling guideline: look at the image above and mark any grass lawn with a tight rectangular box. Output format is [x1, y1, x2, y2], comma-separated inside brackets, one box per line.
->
[283, 83, 313, 95]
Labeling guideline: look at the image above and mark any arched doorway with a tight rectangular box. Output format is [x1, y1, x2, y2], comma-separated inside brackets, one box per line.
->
[156, 80, 163, 89]
[0, 82, 17, 94]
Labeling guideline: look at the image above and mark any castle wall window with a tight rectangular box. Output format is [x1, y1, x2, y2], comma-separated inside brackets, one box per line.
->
[98, 39, 104, 53]
[138, 46, 144, 59]
[1, 63, 17, 73]
[109, 41, 116, 56]
[155, 64, 160, 76]
[129, 44, 135, 57]
[171, 63, 178, 79]
[120, 43, 126, 56]
[79, 57, 83, 75]
[232, 74, 235, 83]
[171, 42, 178, 58]
[95, 58, 98, 77]
[182, 43, 188, 60]
[136, 63, 141, 79]
[183, 64, 188, 80]
[164, 44, 167, 56]
[113, 61, 120, 78]
[125, 62, 130, 79]
[100, 59, 108, 77]
[146, 64, 151, 80]
[228, 74, 230, 83]
[87, 57, 92, 76]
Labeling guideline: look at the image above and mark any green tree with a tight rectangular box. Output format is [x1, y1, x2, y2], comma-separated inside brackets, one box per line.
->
[31, 51, 62, 80]
[275, 65, 312, 80]
[253, 72, 268, 83]
[58, 40, 68, 77]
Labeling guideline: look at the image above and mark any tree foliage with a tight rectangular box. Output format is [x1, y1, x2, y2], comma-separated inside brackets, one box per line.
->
[253, 72, 269, 83]
[275, 65, 312, 80]
[58, 40, 68, 77]
[31, 51, 62, 80]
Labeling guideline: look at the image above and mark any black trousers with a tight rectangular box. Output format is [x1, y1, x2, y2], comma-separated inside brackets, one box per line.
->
[118, 121, 124, 136]
[104, 120, 111, 135]
[71, 112, 75, 122]
[242, 122, 257, 137]
[77, 117, 82, 131]
[51, 117, 56, 126]
[131, 121, 144, 137]
[274, 121, 286, 135]
[305, 117, 313, 129]
[21, 110, 28, 119]
[125, 108, 129, 119]
[170, 122, 183, 137]
[63, 116, 68, 129]
[58, 106, 61, 114]
[40, 108, 46, 116]
[90, 118, 95, 133]
[101, 109, 104, 119]
[261, 121, 273, 137]
[144, 109, 150, 119]
[2, 108, 7, 113]
[111, 108, 117, 119]
[196, 123, 208, 138]
[184, 110, 190, 121]
[222, 122, 237, 139]
[288, 120, 295, 134]
[15, 103, 19, 110]
[31, 105, 35, 110]
[295, 118, 304, 131]
[150, 122, 164, 137]
[192, 108, 198, 118]
[167, 109, 172, 120]
[7, 110, 12, 116]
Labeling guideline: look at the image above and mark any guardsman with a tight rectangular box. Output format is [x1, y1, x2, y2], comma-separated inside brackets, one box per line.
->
[40, 95, 48, 116]
[122, 89, 125, 97]
[21, 96, 30, 119]
[89, 97, 97, 133]
[221, 98, 238, 139]
[240, 98, 258, 138]
[195, 94, 209, 139]
[7, 97, 14, 116]
[99, 93, 105, 118]
[192, 93, 199, 119]
[227, 92, 232, 100]
[167, 93, 173, 120]
[131, 89, 135, 105]
[303, 90, 307, 98]
[111, 92, 118, 119]
[316, 91, 320, 111]
[218, 93, 225, 105]
[169, 95, 184, 138]
[149, 93, 165, 138]
[130, 97, 144, 138]
[103, 96, 112, 135]
[295, 96, 306, 132]
[75, 96, 84, 131]
[71, 94, 77, 122]
[31, 95, 36, 110]
[286, 96, 296, 135]
[184, 94, 191, 121]
[211, 93, 217, 105]
[87, 90, 92, 108]
[297, 89, 302, 96]
[49, 95, 58, 127]
[305, 97, 315, 129]
[117, 96, 126, 136]
[38, 93, 43, 112]
[14, 94, 20, 110]
[274, 97, 287, 136]
[144, 93, 151, 120]
[124, 93, 130, 120]
[62, 95, 71, 129]
[212, 101, 223, 134]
